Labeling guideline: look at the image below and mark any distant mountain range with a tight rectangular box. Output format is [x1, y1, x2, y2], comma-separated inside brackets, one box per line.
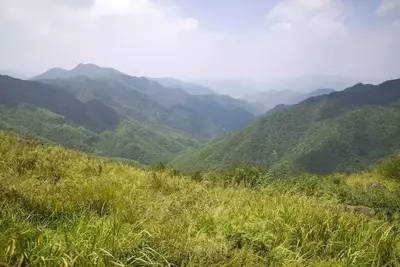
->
[3, 62, 398, 174]
[195, 75, 354, 99]
[193, 79, 266, 98]
[173, 78, 400, 175]
[35, 63, 257, 136]
[244, 88, 336, 112]
[0, 63, 258, 164]
[263, 74, 356, 92]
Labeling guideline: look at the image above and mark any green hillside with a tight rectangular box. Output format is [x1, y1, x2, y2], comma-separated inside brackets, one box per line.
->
[2, 131, 400, 266]
[0, 104, 198, 164]
[173, 79, 400, 174]
[0, 75, 119, 132]
[0, 75, 199, 164]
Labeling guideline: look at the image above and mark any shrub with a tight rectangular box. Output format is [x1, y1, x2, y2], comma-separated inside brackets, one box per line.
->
[378, 155, 400, 180]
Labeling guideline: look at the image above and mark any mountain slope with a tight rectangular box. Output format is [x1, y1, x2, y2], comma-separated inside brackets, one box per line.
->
[304, 88, 335, 98]
[173, 79, 400, 174]
[0, 75, 119, 132]
[35, 64, 256, 137]
[149, 77, 216, 95]
[38, 76, 222, 138]
[0, 75, 198, 164]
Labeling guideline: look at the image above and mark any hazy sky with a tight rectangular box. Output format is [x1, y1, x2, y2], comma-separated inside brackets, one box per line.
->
[0, 0, 399, 80]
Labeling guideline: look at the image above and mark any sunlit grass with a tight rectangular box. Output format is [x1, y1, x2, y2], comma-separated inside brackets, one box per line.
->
[1, 132, 400, 266]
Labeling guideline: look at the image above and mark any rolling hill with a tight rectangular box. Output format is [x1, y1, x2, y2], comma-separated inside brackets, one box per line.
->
[0, 75, 199, 164]
[173, 79, 400, 174]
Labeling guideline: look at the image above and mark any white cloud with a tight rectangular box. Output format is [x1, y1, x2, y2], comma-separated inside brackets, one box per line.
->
[377, 0, 400, 15]
[377, 0, 400, 27]
[0, 0, 224, 78]
[268, 0, 346, 37]
[0, 0, 399, 81]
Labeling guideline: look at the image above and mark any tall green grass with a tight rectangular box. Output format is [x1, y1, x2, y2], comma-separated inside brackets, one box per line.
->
[1, 132, 400, 266]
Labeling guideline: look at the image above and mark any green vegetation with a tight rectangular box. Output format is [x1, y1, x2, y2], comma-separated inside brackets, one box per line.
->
[173, 79, 400, 174]
[0, 105, 101, 153]
[0, 104, 199, 164]
[0, 74, 203, 164]
[0, 74, 119, 133]
[1, 131, 400, 266]
[96, 119, 199, 164]
[378, 155, 400, 181]
[0, 65, 257, 164]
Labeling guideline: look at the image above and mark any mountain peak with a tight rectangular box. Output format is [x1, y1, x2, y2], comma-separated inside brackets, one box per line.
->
[31, 67, 68, 80]
[33, 63, 124, 80]
[73, 63, 101, 70]
[69, 63, 123, 78]
[48, 67, 68, 72]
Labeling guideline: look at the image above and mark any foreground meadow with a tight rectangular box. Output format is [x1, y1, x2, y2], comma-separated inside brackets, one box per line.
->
[1, 132, 400, 266]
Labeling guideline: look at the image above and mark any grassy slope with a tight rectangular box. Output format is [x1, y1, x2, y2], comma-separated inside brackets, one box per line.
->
[1, 131, 400, 266]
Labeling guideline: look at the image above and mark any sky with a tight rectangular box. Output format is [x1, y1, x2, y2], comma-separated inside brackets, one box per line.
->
[0, 0, 399, 81]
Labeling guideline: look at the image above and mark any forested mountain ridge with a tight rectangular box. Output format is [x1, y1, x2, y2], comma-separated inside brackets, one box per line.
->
[38, 76, 221, 139]
[0, 63, 257, 164]
[172, 78, 400, 174]
[34, 64, 256, 137]
[0, 75, 199, 163]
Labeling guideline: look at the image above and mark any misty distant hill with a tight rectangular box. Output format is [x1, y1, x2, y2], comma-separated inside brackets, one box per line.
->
[263, 74, 355, 92]
[149, 77, 216, 95]
[195, 75, 352, 99]
[244, 88, 335, 112]
[194, 79, 265, 98]
[34, 63, 257, 138]
[32, 63, 124, 80]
